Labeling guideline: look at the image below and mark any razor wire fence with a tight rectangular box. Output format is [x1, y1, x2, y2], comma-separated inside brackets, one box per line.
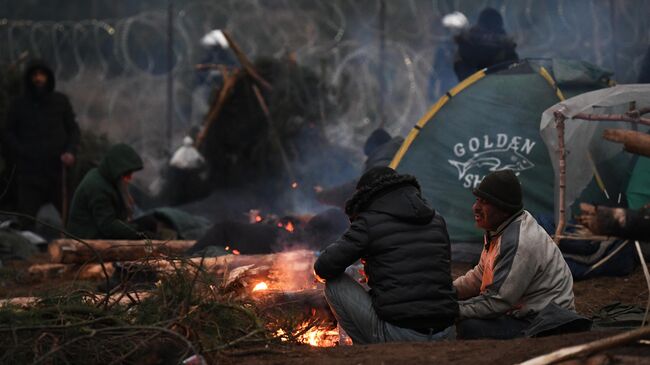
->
[0, 0, 648, 175]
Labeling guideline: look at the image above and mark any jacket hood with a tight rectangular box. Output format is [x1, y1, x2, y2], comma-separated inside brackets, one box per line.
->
[98, 144, 144, 183]
[345, 173, 434, 224]
[23, 60, 55, 95]
[368, 185, 435, 224]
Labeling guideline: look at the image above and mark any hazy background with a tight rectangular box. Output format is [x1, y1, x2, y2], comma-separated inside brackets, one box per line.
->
[1, 0, 648, 186]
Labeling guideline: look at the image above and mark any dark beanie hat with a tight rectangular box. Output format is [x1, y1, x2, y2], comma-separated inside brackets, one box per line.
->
[472, 170, 523, 214]
[363, 128, 392, 156]
[477, 7, 505, 34]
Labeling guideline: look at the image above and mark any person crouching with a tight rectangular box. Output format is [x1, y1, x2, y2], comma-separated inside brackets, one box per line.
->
[314, 167, 458, 344]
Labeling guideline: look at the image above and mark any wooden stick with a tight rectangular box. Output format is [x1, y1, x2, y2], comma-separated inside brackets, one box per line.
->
[517, 326, 650, 365]
[554, 111, 567, 244]
[221, 31, 273, 91]
[252, 84, 296, 184]
[634, 240, 650, 327]
[603, 128, 650, 158]
[572, 112, 650, 126]
[195, 68, 241, 149]
[49, 239, 196, 264]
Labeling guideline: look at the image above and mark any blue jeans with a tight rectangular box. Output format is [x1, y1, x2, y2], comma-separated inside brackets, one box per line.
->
[324, 274, 454, 344]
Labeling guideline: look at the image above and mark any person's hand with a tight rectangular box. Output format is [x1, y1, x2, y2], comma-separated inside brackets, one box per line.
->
[60, 152, 75, 167]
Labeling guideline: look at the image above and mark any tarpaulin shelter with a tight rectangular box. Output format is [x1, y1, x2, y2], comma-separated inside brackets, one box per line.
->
[540, 84, 650, 232]
[390, 59, 612, 242]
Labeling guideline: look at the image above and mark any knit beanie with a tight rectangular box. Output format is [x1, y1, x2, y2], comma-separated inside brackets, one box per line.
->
[472, 170, 523, 214]
[363, 128, 392, 156]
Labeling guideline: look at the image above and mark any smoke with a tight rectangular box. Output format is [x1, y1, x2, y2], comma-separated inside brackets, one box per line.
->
[1, 0, 649, 215]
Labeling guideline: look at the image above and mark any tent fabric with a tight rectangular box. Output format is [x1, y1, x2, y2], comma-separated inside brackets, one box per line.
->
[626, 156, 650, 209]
[539, 84, 650, 222]
[391, 59, 611, 242]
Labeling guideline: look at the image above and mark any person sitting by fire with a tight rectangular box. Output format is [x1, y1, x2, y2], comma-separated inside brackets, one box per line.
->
[314, 167, 458, 344]
[66, 143, 146, 239]
[454, 170, 589, 339]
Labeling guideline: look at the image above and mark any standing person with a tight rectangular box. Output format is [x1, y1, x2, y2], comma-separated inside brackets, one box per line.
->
[3, 60, 80, 225]
[67, 144, 144, 239]
[454, 170, 584, 339]
[314, 167, 458, 344]
[453, 7, 519, 81]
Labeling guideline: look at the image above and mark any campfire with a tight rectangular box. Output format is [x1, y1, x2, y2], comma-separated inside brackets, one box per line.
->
[226, 250, 344, 347]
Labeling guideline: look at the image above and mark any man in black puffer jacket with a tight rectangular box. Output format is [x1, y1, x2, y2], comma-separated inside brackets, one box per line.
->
[314, 167, 458, 344]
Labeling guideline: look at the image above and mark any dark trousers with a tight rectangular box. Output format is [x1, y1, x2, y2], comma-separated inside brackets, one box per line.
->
[15, 174, 63, 229]
[456, 315, 530, 340]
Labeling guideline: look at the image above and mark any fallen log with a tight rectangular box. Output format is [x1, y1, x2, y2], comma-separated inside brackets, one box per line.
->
[27, 263, 116, 281]
[49, 239, 196, 264]
[603, 128, 650, 158]
[28, 252, 315, 285]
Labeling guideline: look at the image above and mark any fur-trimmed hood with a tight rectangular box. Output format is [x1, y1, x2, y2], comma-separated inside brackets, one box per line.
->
[345, 173, 435, 224]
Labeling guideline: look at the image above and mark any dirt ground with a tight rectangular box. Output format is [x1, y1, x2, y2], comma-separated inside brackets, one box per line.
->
[219, 264, 650, 365]
[1, 261, 648, 364]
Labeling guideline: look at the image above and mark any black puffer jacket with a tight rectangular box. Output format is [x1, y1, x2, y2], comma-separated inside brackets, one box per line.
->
[3, 60, 80, 177]
[314, 174, 458, 332]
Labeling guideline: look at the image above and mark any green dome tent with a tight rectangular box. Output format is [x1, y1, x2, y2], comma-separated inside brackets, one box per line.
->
[390, 59, 612, 242]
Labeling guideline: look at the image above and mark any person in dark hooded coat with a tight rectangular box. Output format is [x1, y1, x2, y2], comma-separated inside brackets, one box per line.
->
[453, 8, 519, 81]
[67, 144, 144, 239]
[3, 60, 80, 224]
[314, 167, 458, 344]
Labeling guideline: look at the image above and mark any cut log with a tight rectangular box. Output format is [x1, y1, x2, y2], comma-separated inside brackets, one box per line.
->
[49, 239, 196, 264]
[27, 263, 116, 281]
[603, 128, 650, 158]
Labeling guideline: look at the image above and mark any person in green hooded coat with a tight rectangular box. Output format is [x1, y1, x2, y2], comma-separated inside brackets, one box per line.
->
[66, 143, 144, 239]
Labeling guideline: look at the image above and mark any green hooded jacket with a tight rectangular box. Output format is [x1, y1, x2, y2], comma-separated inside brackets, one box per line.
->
[67, 144, 143, 239]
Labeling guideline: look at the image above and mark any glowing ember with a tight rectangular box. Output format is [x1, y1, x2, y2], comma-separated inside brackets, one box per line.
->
[255, 215, 263, 222]
[285, 221, 295, 233]
[291, 182, 298, 189]
[232, 249, 240, 255]
[275, 322, 340, 347]
[252, 282, 269, 292]
[298, 325, 339, 347]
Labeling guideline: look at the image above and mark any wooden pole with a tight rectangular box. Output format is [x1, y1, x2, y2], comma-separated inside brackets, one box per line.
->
[517, 325, 650, 365]
[166, 0, 174, 149]
[554, 111, 567, 243]
[573, 112, 650, 126]
[194, 68, 240, 149]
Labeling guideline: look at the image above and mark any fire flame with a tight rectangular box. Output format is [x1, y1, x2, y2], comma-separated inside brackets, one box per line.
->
[285, 221, 295, 233]
[252, 282, 269, 292]
[274, 322, 339, 347]
[255, 215, 263, 223]
[298, 325, 339, 347]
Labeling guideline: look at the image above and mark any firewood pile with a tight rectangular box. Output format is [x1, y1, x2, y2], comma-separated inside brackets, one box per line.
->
[0, 237, 339, 363]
